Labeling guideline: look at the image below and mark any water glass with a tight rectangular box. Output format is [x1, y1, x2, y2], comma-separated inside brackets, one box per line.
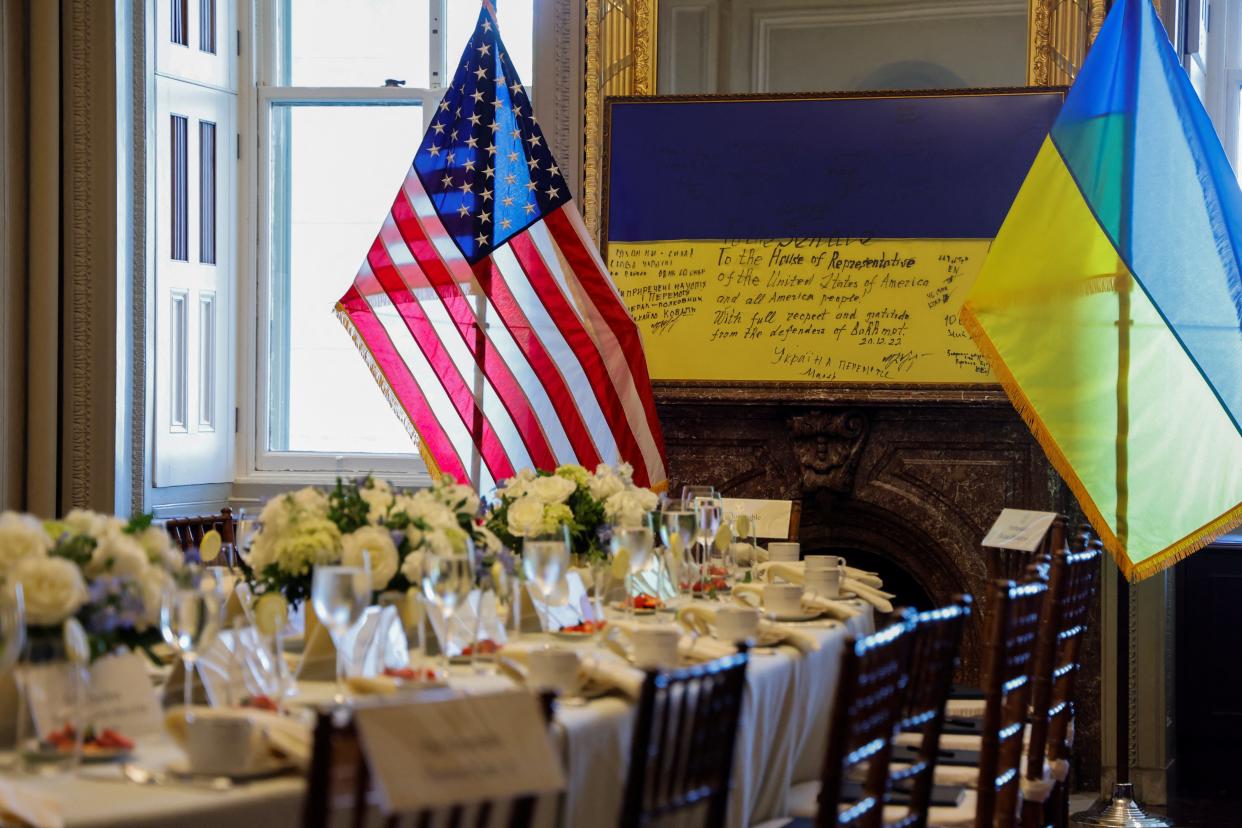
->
[610, 526, 653, 618]
[522, 526, 570, 607]
[660, 510, 697, 597]
[421, 551, 475, 669]
[14, 617, 86, 776]
[311, 566, 370, 700]
[161, 587, 219, 721]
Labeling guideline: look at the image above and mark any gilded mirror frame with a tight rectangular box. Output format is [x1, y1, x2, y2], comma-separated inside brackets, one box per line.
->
[580, 0, 1107, 240]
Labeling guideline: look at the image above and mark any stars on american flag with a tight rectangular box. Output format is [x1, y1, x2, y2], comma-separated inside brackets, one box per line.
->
[412, 7, 570, 263]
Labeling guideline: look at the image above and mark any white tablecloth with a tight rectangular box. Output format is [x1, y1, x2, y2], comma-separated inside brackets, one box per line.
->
[11, 601, 874, 828]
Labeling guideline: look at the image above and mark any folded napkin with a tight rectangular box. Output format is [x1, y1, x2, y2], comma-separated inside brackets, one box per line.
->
[755, 563, 895, 613]
[496, 642, 646, 700]
[675, 604, 820, 654]
[732, 582, 861, 621]
[0, 780, 62, 828]
[605, 620, 737, 665]
[165, 706, 313, 770]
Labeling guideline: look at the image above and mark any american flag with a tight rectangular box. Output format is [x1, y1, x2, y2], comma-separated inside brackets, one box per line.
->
[335, 4, 666, 491]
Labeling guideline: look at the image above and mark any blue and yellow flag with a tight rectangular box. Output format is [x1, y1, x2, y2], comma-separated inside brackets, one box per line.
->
[962, 0, 1242, 580]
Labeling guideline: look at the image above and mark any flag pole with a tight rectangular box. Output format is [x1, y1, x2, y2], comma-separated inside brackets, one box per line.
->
[1071, 274, 1171, 828]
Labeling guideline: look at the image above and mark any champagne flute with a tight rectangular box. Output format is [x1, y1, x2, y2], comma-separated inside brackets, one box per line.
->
[610, 526, 653, 620]
[161, 586, 220, 721]
[310, 566, 370, 702]
[420, 549, 475, 673]
[522, 526, 571, 625]
[694, 500, 724, 598]
[660, 509, 696, 598]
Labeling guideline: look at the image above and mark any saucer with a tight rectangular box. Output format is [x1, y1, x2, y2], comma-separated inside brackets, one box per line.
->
[168, 755, 295, 782]
[769, 609, 825, 623]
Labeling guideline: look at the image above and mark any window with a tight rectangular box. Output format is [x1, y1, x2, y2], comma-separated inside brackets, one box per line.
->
[1190, 0, 1242, 170]
[247, 0, 538, 479]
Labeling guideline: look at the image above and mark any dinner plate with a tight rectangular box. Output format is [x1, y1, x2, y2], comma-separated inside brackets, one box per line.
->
[23, 746, 133, 764]
[551, 630, 600, 641]
[168, 756, 296, 782]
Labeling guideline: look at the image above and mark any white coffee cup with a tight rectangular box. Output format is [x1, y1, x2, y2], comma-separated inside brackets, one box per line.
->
[714, 605, 760, 642]
[804, 555, 846, 571]
[763, 583, 804, 616]
[186, 714, 267, 775]
[767, 542, 800, 563]
[631, 625, 681, 669]
[527, 647, 582, 696]
[805, 566, 843, 599]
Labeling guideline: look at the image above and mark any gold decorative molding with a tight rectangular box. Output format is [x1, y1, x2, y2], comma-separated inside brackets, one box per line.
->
[584, 0, 1101, 235]
[582, 0, 657, 241]
[1028, 0, 1108, 85]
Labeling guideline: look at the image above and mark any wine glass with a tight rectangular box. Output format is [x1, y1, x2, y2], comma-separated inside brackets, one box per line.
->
[659, 509, 697, 597]
[680, 484, 719, 510]
[161, 586, 220, 721]
[522, 526, 571, 623]
[693, 500, 724, 599]
[610, 526, 653, 620]
[420, 549, 476, 673]
[310, 566, 370, 702]
[470, 549, 513, 671]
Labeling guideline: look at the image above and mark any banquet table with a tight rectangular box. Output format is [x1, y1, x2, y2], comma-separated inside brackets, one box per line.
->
[11, 600, 874, 828]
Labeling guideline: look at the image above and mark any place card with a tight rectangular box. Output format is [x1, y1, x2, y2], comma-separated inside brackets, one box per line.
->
[86, 652, 164, 736]
[721, 498, 794, 539]
[23, 652, 162, 739]
[354, 690, 565, 814]
[981, 509, 1059, 552]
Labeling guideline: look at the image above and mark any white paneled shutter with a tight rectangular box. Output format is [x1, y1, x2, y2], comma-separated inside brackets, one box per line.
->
[153, 0, 237, 486]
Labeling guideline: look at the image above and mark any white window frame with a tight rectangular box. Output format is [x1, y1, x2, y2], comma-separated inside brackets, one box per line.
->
[236, 0, 550, 488]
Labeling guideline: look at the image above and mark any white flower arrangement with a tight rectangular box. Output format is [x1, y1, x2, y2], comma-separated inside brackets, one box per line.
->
[485, 463, 659, 559]
[0, 509, 183, 658]
[243, 476, 496, 606]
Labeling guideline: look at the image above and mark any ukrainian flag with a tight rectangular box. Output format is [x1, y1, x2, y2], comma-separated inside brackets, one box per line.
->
[962, 0, 1242, 580]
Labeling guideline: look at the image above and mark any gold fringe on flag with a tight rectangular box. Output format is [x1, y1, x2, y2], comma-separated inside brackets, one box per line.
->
[333, 303, 444, 482]
[960, 300, 1242, 581]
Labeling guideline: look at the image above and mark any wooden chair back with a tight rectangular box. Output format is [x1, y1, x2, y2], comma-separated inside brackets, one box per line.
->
[302, 693, 556, 828]
[973, 578, 1048, 828]
[888, 597, 972, 828]
[1020, 543, 1101, 827]
[815, 612, 917, 828]
[164, 507, 235, 564]
[619, 646, 751, 828]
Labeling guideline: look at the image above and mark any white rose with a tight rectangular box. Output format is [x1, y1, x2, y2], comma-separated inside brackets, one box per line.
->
[14, 557, 88, 626]
[290, 487, 330, 519]
[506, 496, 546, 537]
[63, 508, 117, 539]
[360, 487, 395, 525]
[89, 529, 150, 578]
[138, 567, 173, 627]
[135, 526, 182, 572]
[588, 472, 625, 501]
[395, 493, 459, 532]
[529, 475, 577, 505]
[399, 550, 425, 584]
[604, 491, 647, 528]
[632, 487, 659, 512]
[341, 526, 399, 590]
[438, 482, 480, 518]
[0, 512, 52, 574]
[258, 495, 296, 537]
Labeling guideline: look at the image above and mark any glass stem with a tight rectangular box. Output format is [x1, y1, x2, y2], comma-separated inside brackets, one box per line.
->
[183, 658, 194, 717]
[440, 611, 452, 674]
[334, 634, 346, 702]
[470, 601, 484, 673]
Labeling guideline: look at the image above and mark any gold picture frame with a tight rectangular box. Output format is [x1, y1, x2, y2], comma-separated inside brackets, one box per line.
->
[580, 0, 1107, 241]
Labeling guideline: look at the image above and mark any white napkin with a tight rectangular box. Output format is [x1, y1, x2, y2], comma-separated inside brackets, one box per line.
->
[0, 780, 62, 828]
[165, 706, 313, 770]
[524, 573, 592, 632]
[496, 642, 646, 700]
[756, 563, 894, 613]
[732, 582, 861, 621]
[606, 620, 736, 664]
[298, 605, 410, 681]
[674, 604, 820, 653]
